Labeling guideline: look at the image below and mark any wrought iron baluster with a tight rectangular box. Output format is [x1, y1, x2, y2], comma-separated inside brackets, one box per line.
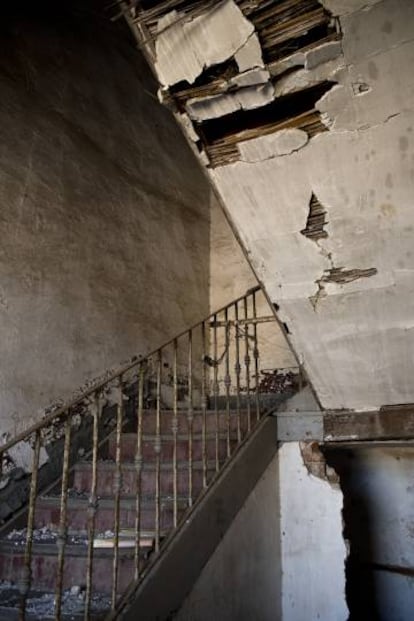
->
[172, 340, 178, 527]
[19, 431, 41, 621]
[201, 322, 208, 488]
[243, 297, 252, 434]
[55, 414, 72, 620]
[134, 365, 145, 580]
[213, 314, 219, 473]
[252, 290, 260, 422]
[84, 393, 101, 621]
[234, 302, 242, 444]
[187, 331, 193, 507]
[111, 376, 124, 610]
[224, 308, 231, 459]
[154, 351, 162, 552]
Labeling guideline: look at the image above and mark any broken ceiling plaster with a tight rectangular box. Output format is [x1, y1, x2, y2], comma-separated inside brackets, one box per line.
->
[186, 83, 275, 122]
[238, 129, 309, 162]
[234, 31, 265, 72]
[310, 266, 378, 310]
[154, 0, 259, 87]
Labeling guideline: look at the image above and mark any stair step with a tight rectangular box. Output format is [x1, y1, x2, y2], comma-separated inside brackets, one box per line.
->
[0, 585, 109, 620]
[108, 432, 237, 461]
[34, 495, 189, 532]
[73, 460, 221, 496]
[137, 410, 251, 435]
[0, 536, 157, 594]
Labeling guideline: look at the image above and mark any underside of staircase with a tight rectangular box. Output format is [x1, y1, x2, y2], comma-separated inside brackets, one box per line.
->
[0, 287, 301, 620]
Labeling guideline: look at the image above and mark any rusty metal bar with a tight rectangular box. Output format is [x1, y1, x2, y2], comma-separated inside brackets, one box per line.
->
[201, 322, 208, 488]
[18, 431, 41, 621]
[252, 290, 261, 422]
[134, 365, 145, 580]
[55, 415, 72, 620]
[213, 314, 219, 473]
[234, 302, 242, 444]
[172, 340, 178, 528]
[84, 394, 100, 621]
[209, 315, 276, 327]
[155, 351, 162, 552]
[187, 330, 194, 507]
[111, 377, 124, 610]
[224, 308, 231, 459]
[243, 297, 252, 434]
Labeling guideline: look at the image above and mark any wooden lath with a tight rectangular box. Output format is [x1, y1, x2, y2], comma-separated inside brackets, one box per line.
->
[204, 109, 327, 168]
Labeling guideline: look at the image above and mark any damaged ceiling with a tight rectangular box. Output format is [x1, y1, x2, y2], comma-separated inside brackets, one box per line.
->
[122, 0, 414, 411]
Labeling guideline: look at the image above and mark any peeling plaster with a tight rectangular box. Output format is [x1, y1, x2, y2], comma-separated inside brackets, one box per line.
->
[186, 83, 275, 121]
[234, 31, 265, 72]
[279, 442, 348, 621]
[154, 1, 257, 87]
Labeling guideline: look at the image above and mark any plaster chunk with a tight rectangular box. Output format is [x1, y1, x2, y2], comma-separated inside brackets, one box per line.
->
[5, 441, 48, 475]
[186, 83, 275, 122]
[269, 52, 306, 78]
[238, 129, 309, 162]
[305, 41, 343, 70]
[154, 0, 255, 87]
[175, 112, 200, 142]
[234, 32, 264, 72]
[228, 68, 270, 88]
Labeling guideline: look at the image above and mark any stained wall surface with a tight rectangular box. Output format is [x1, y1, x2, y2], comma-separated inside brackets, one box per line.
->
[0, 0, 211, 436]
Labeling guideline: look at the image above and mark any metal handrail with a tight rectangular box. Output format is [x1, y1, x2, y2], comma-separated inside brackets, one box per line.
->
[0, 287, 262, 456]
[0, 285, 301, 620]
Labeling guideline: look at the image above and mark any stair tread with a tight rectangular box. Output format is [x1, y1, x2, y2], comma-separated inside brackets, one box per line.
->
[73, 459, 224, 470]
[0, 585, 109, 620]
[37, 494, 190, 507]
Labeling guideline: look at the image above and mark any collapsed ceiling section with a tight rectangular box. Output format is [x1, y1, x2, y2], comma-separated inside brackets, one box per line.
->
[124, 0, 342, 167]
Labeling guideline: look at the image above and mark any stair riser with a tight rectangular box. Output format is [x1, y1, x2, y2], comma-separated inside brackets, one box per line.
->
[34, 503, 185, 532]
[139, 412, 250, 436]
[108, 437, 233, 461]
[73, 466, 216, 496]
[0, 551, 136, 594]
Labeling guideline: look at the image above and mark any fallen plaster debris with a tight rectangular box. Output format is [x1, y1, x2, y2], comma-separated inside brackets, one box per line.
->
[154, 0, 257, 87]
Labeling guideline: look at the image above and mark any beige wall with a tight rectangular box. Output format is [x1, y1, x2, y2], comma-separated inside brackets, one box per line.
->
[0, 2, 210, 436]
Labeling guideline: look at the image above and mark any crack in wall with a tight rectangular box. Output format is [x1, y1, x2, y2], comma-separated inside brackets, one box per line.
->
[310, 267, 378, 310]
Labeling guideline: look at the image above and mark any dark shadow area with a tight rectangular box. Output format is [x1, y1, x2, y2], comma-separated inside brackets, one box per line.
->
[324, 447, 381, 621]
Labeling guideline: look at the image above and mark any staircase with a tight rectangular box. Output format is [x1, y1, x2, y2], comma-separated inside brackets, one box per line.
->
[0, 287, 301, 620]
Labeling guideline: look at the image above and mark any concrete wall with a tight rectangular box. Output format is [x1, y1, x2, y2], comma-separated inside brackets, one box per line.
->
[326, 445, 414, 620]
[0, 0, 211, 436]
[174, 453, 282, 621]
[279, 442, 348, 621]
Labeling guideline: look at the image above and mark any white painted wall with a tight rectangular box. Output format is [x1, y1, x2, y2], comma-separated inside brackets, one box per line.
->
[279, 442, 348, 621]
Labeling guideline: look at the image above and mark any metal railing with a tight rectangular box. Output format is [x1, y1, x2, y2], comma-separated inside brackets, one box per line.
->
[0, 286, 301, 620]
